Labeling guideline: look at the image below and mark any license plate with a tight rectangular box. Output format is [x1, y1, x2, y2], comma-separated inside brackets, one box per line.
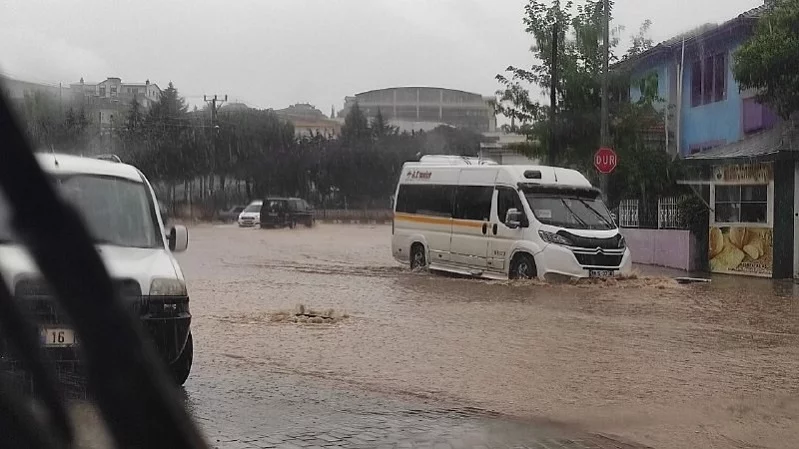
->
[589, 269, 614, 278]
[40, 328, 77, 347]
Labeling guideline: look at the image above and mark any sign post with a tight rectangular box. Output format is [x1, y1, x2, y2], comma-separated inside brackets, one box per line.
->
[594, 147, 617, 203]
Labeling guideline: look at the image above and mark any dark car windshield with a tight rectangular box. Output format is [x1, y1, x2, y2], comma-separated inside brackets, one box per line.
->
[0, 174, 162, 248]
[525, 194, 616, 230]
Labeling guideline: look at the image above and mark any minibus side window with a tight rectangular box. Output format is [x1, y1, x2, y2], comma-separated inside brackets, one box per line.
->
[396, 184, 454, 217]
[453, 186, 492, 221]
[496, 187, 524, 226]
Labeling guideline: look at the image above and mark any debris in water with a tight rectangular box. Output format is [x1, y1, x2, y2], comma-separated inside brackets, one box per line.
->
[269, 304, 349, 324]
[675, 277, 711, 284]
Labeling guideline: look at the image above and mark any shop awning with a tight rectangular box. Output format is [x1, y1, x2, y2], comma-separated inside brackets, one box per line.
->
[684, 125, 799, 165]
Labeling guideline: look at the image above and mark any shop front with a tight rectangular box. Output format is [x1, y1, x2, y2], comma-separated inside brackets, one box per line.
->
[683, 125, 799, 279]
[707, 163, 773, 277]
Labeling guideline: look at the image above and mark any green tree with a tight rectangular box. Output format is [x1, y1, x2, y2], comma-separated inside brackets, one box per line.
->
[371, 108, 397, 138]
[495, 0, 626, 170]
[733, 0, 799, 119]
[340, 102, 370, 143]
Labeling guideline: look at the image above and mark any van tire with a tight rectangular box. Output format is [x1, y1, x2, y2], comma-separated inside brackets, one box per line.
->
[410, 243, 427, 270]
[170, 332, 193, 386]
[509, 253, 537, 280]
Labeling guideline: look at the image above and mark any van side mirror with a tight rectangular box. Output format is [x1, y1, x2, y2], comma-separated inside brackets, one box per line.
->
[610, 212, 618, 225]
[505, 208, 524, 229]
[168, 225, 189, 252]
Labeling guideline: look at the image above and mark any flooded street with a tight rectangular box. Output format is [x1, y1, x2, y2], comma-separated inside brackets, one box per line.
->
[179, 224, 799, 449]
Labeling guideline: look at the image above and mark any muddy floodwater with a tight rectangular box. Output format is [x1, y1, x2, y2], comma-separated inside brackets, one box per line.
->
[179, 224, 799, 449]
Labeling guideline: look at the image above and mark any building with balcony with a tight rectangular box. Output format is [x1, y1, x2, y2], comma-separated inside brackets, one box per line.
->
[340, 87, 496, 134]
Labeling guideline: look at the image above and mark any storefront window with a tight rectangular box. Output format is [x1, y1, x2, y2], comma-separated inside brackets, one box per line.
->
[714, 185, 767, 224]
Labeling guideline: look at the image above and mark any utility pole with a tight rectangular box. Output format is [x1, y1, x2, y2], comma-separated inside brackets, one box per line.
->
[203, 94, 228, 128]
[600, 0, 611, 201]
[204, 94, 227, 211]
[549, 21, 559, 166]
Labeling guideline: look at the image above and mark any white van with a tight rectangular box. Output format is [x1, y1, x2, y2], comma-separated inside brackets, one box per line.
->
[391, 158, 632, 280]
[0, 153, 194, 385]
[237, 200, 262, 227]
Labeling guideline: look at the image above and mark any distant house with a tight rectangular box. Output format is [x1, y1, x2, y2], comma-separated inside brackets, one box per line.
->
[1, 76, 67, 101]
[617, 1, 799, 280]
[69, 77, 162, 132]
[274, 103, 341, 138]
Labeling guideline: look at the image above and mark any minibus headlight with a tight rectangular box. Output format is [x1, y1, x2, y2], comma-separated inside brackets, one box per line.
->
[618, 235, 626, 249]
[538, 230, 573, 246]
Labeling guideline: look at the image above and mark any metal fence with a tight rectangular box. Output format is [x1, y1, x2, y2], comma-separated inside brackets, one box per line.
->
[617, 196, 686, 229]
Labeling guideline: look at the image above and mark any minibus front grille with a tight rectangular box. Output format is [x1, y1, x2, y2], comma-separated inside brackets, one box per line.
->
[572, 252, 624, 268]
[558, 231, 622, 250]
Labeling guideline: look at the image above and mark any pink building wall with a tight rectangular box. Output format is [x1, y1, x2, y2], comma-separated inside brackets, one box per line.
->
[621, 228, 697, 271]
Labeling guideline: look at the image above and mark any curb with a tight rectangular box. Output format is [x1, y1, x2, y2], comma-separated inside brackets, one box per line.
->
[318, 219, 391, 225]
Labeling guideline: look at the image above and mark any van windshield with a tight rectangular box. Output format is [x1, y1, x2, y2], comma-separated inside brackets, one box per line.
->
[0, 174, 162, 248]
[243, 204, 261, 213]
[525, 194, 616, 230]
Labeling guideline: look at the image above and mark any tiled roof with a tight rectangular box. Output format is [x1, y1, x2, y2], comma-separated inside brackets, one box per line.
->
[616, 3, 769, 68]
[685, 124, 799, 162]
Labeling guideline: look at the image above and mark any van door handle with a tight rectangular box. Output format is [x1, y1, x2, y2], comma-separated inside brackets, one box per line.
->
[482, 223, 487, 235]
[492, 223, 498, 235]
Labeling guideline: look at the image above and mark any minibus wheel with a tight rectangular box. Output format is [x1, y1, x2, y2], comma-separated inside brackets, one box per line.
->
[510, 253, 537, 280]
[410, 243, 426, 269]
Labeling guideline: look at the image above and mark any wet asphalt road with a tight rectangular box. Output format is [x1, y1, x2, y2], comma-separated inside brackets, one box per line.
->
[126, 224, 798, 448]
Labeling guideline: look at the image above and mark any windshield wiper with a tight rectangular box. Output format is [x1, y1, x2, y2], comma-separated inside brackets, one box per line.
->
[559, 198, 590, 229]
[576, 199, 614, 229]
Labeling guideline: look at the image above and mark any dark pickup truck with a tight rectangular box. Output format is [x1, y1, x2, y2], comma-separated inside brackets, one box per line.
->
[259, 197, 315, 228]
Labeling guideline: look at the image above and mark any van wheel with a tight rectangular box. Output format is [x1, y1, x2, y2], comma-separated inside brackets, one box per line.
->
[170, 332, 193, 386]
[510, 253, 537, 280]
[304, 217, 314, 227]
[289, 219, 297, 229]
[410, 243, 427, 270]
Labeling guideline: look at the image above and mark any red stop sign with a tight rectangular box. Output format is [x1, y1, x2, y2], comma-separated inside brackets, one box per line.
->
[594, 147, 617, 174]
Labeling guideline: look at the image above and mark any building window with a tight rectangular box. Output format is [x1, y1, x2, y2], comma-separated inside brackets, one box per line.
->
[689, 140, 725, 155]
[110, 86, 117, 96]
[742, 98, 779, 134]
[714, 185, 767, 224]
[99, 87, 106, 97]
[692, 53, 727, 107]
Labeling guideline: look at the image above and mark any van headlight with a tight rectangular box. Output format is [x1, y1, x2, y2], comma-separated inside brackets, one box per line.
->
[149, 278, 187, 296]
[618, 235, 626, 249]
[538, 230, 573, 246]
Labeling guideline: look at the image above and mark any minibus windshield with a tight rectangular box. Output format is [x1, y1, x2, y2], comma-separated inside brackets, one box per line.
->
[525, 193, 615, 230]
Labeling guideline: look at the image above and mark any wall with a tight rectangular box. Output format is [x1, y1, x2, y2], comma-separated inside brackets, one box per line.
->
[679, 42, 744, 155]
[629, 62, 670, 109]
[621, 228, 696, 271]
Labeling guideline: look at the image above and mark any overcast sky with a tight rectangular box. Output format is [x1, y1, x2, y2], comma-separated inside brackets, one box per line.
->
[0, 0, 763, 114]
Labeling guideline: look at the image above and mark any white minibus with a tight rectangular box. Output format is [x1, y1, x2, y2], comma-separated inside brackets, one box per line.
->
[391, 158, 632, 280]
